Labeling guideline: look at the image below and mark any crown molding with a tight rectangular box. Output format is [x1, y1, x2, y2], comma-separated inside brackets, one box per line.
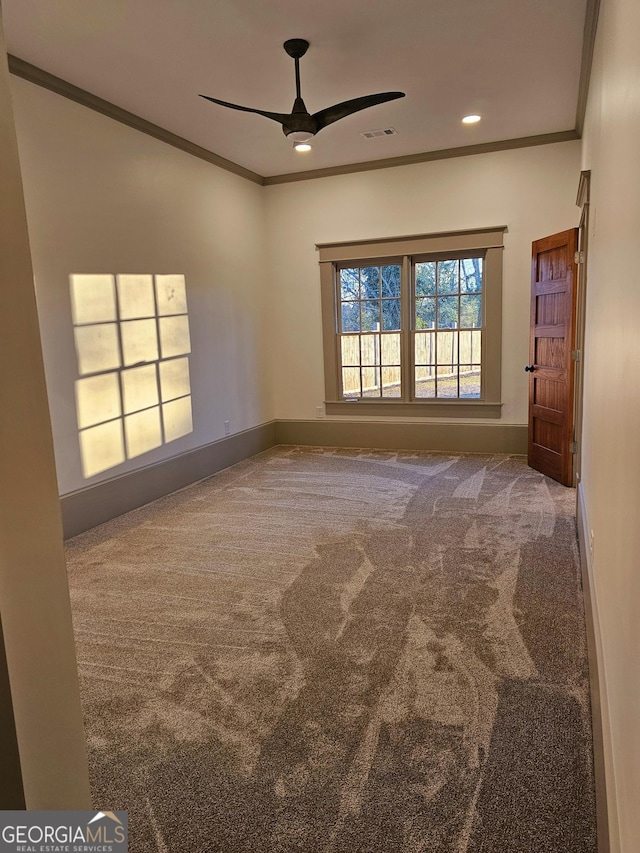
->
[575, 0, 601, 137]
[263, 130, 580, 185]
[7, 54, 265, 185]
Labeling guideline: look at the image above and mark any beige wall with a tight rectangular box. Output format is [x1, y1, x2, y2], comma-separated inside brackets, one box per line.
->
[0, 17, 90, 807]
[580, 0, 640, 849]
[264, 142, 581, 424]
[10, 75, 583, 486]
[10, 76, 273, 496]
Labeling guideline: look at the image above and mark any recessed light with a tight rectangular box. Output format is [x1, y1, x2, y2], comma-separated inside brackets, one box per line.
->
[462, 114, 482, 124]
[293, 142, 312, 152]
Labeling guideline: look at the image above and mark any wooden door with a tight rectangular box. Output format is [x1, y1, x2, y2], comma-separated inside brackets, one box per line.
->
[527, 229, 579, 486]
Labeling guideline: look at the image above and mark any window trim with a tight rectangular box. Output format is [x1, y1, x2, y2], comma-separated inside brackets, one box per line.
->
[318, 227, 506, 418]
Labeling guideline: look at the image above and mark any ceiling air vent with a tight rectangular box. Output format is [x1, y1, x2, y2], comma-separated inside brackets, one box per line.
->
[360, 127, 397, 139]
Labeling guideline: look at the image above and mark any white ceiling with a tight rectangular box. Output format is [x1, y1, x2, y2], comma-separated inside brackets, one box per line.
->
[3, 0, 589, 179]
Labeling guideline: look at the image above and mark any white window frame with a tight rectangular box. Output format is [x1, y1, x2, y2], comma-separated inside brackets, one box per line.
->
[318, 227, 506, 418]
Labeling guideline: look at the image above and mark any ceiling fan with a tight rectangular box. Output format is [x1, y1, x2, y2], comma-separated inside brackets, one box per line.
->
[199, 39, 405, 150]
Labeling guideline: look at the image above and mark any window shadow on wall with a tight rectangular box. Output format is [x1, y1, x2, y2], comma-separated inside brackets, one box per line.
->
[71, 273, 193, 479]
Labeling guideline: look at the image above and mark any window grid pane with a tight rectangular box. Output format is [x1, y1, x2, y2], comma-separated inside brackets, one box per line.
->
[412, 256, 483, 400]
[342, 366, 361, 398]
[360, 334, 378, 367]
[339, 332, 402, 398]
[381, 333, 401, 365]
[338, 264, 402, 399]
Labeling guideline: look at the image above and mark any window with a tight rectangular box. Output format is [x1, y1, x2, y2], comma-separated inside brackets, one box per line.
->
[413, 256, 482, 399]
[319, 228, 505, 417]
[339, 263, 402, 399]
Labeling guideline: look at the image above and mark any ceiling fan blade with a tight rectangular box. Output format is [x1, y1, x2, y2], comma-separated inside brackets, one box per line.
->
[313, 92, 405, 132]
[199, 94, 291, 127]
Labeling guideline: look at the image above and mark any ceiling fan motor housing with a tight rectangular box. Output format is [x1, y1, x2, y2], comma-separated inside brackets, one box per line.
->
[282, 98, 318, 137]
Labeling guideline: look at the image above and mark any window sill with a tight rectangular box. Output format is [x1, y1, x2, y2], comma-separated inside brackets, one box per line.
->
[325, 400, 502, 419]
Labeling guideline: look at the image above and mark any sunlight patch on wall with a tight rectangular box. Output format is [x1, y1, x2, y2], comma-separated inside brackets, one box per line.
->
[71, 273, 193, 478]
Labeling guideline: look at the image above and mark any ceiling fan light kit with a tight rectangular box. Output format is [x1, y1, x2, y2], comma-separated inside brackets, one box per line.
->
[199, 38, 405, 151]
[289, 129, 314, 151]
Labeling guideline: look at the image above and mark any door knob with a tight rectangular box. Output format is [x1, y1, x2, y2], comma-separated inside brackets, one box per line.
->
[524, 364, 535, 372]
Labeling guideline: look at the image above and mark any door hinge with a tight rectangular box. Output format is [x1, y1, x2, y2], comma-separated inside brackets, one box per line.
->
[570, 440, 579, 454]
[571, 349, 581, 362]
[574, 250, 584, 264]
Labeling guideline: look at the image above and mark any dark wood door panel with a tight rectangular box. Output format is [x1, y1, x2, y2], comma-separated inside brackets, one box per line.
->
[528, 228, 578, 486]
[535, 279, 569, 297]
[532, 403, 563, 425]
[535, 337, 565, 369]
[536, 291, 568, 325]
[530, 443, 563, 482]
[535, 242, 570, 281]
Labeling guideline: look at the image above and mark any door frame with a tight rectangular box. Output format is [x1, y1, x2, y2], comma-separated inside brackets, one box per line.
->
[573, 170, 591, 487]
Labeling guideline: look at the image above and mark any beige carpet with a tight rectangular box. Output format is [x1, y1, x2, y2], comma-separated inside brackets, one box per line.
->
[66, 446, 596, 852]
